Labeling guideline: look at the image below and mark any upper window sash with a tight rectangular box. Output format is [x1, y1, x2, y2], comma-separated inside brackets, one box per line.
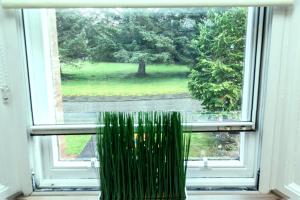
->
[23, 7, 264, 134]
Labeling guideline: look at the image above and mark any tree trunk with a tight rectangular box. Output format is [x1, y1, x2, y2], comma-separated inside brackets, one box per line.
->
[137, 61, 146, 76]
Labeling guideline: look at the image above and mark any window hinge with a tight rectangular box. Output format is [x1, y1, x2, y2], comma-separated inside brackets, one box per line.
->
[256, 168, 260, 190]
[31, 171, 38, 190]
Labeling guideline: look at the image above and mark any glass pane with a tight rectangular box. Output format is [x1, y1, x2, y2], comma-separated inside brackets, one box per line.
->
[55, 132, 239, 161]
[57, 135, 96, 161]
[32, 7, 253, 124]
[189, 132, 240, 160]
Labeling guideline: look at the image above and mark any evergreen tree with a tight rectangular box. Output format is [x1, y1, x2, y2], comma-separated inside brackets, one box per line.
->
[56, 10, 89, 62]
[56, 8, 201, 74]
[188, 8, 247, 112]
[113, 11, 175, 76]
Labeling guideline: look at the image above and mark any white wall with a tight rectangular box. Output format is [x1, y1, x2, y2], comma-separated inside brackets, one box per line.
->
[259, 1, 300, 199]
[0, 8, 32, 198]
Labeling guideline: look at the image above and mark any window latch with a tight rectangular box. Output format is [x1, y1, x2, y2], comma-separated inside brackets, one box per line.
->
[90, 157, 99, 168]
[198, 157, 211, 170]
[31, 171, 39, 190]
[203, 157, 208, 168]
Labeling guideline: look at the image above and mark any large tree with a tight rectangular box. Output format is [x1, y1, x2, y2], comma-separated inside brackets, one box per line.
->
[188, 8, 247, 112]
[85, 11, 120, 62]
[113, 11, 176, 76]
[56, 8, 202, 75]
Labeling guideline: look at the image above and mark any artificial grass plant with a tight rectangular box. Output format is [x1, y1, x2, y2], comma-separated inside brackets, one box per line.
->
[96, 112, 191, 200]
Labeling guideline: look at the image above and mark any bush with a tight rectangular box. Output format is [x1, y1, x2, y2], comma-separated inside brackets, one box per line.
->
[188, 8, 247, 112]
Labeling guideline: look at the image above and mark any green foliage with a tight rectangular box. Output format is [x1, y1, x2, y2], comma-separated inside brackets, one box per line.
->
[56, 9, 202, 65]
[97, 112, 191, 200]
[189, 133, 239, 158]
[213, 133, 240, 157]
[56, 11, 89, 62]
[188, 8, 247, 112]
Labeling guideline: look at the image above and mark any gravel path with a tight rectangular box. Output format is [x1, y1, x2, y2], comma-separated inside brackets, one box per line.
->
[63, 95, 203, 123]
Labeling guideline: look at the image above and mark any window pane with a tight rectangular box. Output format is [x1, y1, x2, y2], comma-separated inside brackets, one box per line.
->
[55, 132, 239, 161]
[33, 133, 256, 187]
[57, 135, 96, 161]
[189, 133, 240, 160]
[30, 7, 253, 124]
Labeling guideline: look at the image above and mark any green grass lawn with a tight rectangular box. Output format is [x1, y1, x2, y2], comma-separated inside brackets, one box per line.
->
[189, 133, 216, 158]
[61, 62, 189, 96]
[64, 135, 92, 155]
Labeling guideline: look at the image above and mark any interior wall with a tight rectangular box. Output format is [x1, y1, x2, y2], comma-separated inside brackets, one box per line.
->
[259, 1, 300, 199]
[0, 8, 33, 198]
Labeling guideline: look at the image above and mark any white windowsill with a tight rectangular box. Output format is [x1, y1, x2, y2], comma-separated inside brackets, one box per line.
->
[30, 190, 264, 196]
[38, 177, 256, 188]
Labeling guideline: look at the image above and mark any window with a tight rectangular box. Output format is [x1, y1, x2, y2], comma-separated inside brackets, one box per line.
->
[24, 6, 265, 190]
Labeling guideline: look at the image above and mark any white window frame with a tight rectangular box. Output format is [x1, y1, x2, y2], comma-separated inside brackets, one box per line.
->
[23, 6, 266, 190]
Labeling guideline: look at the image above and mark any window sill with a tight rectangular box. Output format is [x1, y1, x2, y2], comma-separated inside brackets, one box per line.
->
[17, 192, 280, 200]
[37, 177, 256, 190]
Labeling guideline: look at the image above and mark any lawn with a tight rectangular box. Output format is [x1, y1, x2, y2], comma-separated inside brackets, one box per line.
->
[61, 62, 190, 96]
[189, 133, 217, 158]
[64, 135, 92, 155]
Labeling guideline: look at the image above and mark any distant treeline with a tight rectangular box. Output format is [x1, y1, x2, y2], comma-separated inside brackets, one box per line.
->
[56, 8, 208, 65]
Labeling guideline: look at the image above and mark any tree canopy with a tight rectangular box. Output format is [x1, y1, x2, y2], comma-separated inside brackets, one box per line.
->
[56, 9, 203, 66]
[188, 8, 247, 112]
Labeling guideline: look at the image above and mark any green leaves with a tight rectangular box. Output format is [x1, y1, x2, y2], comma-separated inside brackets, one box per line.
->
[96, 112, 191, 200]
[56, 9, 202, 65]
[56, 11, 89, 62]
[188, 8, 247, 112]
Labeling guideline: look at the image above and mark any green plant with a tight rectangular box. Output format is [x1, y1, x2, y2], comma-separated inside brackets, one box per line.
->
[188, 8, 247, 112]
[96, 112, 191, 199]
